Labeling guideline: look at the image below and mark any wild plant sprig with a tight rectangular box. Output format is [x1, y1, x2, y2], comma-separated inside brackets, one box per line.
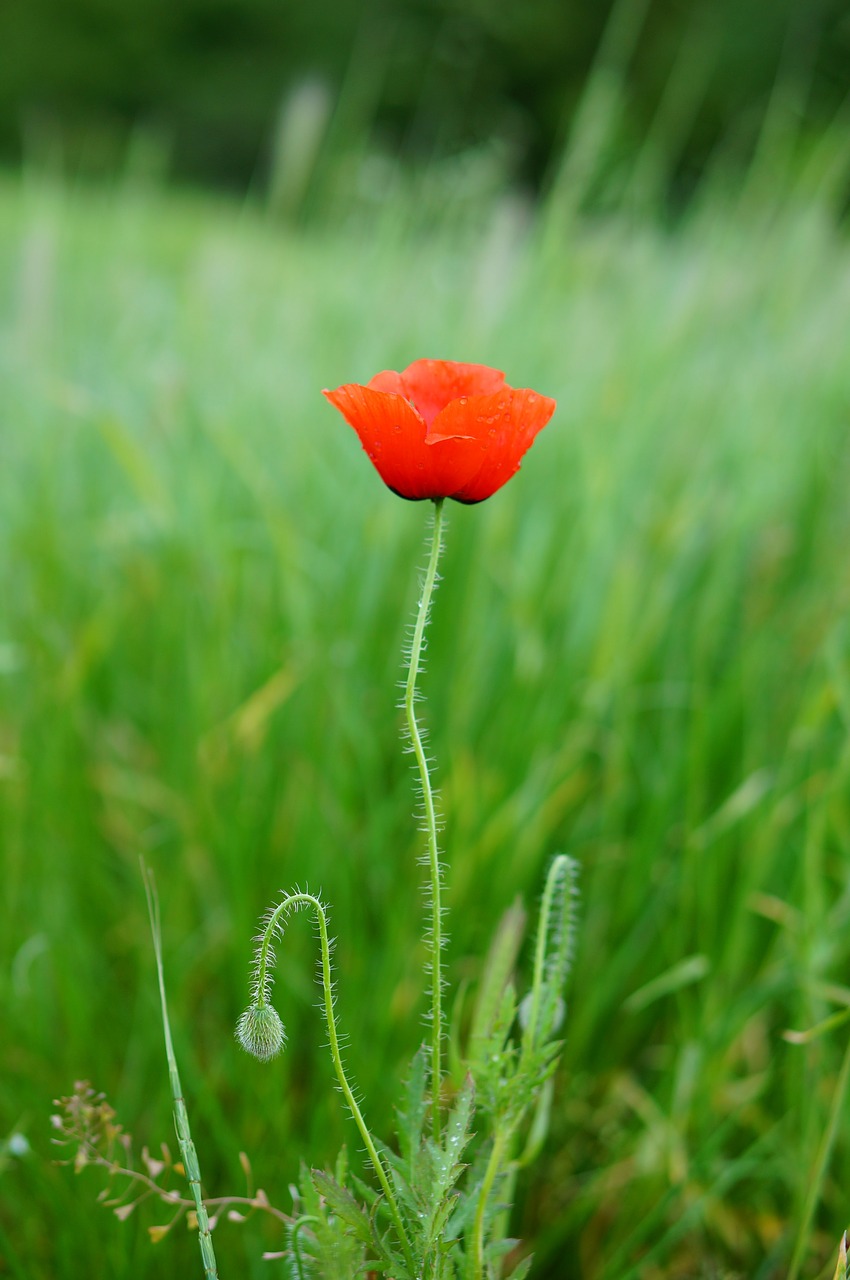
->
[467, 856, 579, 1280]
[403, 495, 447, 1142]
[50, 1082, 289, 1239]
[520, 854, 579, 1067]
[236, 890, 415, 1273]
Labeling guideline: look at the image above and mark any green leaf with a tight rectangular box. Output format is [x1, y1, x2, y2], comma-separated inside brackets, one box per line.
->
[396, 1045, 429, 1164]
[442, 1075, 475, 1179]
[417, 1077, 476, 1252]
[515, 1076, 554, 1169]
[294, 1164, 366, 1280]
[469, 983, 519, 1119]
[503, 1255, 533, 1280]
[311, 1169, 373, 1248]
[468, 899, 527, 1059]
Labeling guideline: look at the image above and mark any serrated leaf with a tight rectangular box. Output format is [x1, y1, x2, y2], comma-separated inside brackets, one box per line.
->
[426, 1193, 459, 1248]
[311, 1170, 373, 1247]
[469, 982, 520, 1119]
[396, 1045, 429, 1164]
[444, 1141, 492, 1241]
[413, 1076, 476, 1253]
[298, 1166, 372, 1280]
[442, 1076, 475, 1175]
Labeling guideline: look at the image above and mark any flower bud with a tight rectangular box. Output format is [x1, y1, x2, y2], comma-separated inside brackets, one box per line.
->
[236, 1003, 286, 1061]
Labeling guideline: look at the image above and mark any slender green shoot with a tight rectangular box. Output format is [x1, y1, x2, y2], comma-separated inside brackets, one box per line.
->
[471, 1128, 508, 1280]
[520, 854, 578, 1067]
[142, 862, 219, 1280]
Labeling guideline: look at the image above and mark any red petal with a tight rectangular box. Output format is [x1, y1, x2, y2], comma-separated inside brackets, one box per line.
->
[433, 388, 556, 503]
[393, 359, 506, 428]
[366, 370, 408, 396]
[323, 384, 486, 500]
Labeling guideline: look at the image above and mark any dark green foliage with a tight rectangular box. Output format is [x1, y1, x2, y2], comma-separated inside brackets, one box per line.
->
[0, 0, 847, 193]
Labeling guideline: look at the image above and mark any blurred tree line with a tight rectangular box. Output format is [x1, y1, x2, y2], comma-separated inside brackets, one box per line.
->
[0, 0, 847, 195]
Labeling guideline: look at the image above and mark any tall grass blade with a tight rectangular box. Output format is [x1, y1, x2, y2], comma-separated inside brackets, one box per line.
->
[142, 863, 219, 1280]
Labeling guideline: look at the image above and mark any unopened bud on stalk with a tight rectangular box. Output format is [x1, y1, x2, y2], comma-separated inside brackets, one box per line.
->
[236, 1003, 286, 1061]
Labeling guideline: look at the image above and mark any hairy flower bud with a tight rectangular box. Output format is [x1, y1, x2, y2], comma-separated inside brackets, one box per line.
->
[236, 1003, 286, 1061]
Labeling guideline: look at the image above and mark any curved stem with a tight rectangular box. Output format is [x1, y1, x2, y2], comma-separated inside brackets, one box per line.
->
[404, 497, 446, 1141]
[290, 1215, 321, 1280]
[253, 893, 414, 1272]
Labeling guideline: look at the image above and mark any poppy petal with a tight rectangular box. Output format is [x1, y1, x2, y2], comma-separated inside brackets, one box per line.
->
[398, 359, 506, 428]
[367, 370, 408, 396]
[323, 384, 485, 501]
[437, 388, 557, 503]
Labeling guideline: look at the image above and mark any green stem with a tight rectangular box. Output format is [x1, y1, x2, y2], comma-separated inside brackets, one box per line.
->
[254, 893, 414, 1273]
[519, 853, 568, 1069]
[143, 864, 219, 1280]
[471, 1128, 508, 1280]
[404, 497, 446, 1142]
[290, 1215, 321, 1280]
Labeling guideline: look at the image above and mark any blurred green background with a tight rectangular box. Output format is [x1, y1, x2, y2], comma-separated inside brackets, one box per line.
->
[1, 0, 849, 199]
[2, 2, 850, 1279]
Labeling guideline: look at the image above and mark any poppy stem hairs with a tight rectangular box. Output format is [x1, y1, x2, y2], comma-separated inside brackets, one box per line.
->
[403, 496, 447, 1142]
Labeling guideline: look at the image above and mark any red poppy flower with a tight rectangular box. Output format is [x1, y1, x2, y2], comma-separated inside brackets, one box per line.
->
[323, 358, 556, 503]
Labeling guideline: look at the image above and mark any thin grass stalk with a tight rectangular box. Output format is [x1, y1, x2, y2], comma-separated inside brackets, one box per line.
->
[142, 862, 219, 1280]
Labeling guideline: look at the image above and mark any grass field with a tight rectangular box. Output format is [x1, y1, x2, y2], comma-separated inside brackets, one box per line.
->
[1, 154, 850, 1280]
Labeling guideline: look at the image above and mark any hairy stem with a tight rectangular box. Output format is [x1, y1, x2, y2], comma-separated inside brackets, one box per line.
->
[291, 1215, 321, 1280]
[404, 496, 450, 1141]
[471, 1128, 508, 1280]
[405, 496, 446, 1142]
[253, 893, 414, 1272]
[520, 853, 570, 1068]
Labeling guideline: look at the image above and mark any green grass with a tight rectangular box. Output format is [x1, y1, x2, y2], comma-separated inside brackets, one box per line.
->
[1, 161, 850, 1280]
